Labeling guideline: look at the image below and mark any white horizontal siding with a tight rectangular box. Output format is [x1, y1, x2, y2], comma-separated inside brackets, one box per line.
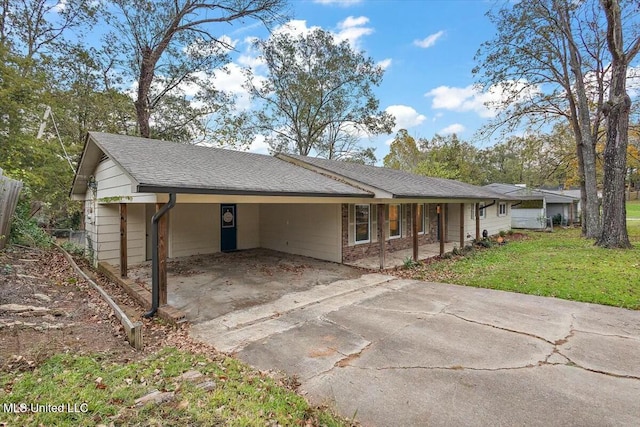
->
[94, 159, 157, 203]
[169, 204, 218, 258]
[237, 204, 260, 249]
[95, 203, 145, 266]
[448, 203, 512, 240]
[260, 204, 341, 263]
[512, 208, 545, 229]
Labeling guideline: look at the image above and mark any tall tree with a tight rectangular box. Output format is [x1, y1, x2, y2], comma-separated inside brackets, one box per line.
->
[383, 129, 424, 171]
[474, 0, 609, 238]
[245, 27, 395, 159]
[596, 0, 640, 248]
[105, 0, 287, 140]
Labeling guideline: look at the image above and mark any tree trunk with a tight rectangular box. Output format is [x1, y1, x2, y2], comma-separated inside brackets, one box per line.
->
[596, 0, 637, 248]
[556, 1, 601, 238]
[134, 48, 155, 138]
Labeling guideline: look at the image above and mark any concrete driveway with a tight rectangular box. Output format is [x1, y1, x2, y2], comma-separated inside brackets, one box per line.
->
[189, 272, 640, 426]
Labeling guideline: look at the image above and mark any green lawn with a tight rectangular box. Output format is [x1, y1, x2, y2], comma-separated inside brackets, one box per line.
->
[627, 199, 640, 219]
[404, 202, 640, 310]
[0, 348, 347, 427]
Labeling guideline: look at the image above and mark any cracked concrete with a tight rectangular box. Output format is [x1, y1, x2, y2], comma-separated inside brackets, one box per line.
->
[186, 273, 640, 426]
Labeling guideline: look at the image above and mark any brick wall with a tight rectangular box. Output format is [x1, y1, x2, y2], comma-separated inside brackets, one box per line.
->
[341, 203, 440, 263]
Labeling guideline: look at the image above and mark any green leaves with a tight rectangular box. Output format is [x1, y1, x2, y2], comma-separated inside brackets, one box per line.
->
[247, 27, 394, 160]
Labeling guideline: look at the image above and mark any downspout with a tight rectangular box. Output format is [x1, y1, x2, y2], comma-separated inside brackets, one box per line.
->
[144, 193, 176, 318]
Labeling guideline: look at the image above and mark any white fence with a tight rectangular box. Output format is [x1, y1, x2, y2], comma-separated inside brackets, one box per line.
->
[0, 168, 23, 250]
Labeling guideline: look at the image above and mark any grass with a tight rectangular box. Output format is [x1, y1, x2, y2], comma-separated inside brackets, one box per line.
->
[405, 201, 640, 310]
[0, 347, 347, 426]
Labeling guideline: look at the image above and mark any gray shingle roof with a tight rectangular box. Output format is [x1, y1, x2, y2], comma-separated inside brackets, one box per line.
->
[83, 133, 372, 197]
[484, 183, 578, 203]
[280, 154, 508, 200]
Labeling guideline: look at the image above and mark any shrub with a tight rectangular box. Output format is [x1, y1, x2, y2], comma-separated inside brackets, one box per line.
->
[9, 189, 53, 248]
[60, 241, 85, 257]
[476, 239, 493, 248]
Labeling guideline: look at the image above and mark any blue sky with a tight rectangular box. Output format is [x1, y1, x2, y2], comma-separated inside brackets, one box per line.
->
[221, 0, 500, 160]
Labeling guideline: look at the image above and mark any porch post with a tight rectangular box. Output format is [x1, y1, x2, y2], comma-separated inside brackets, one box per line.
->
[412, 203, 418, 261]
[378, 203, 385, 270]
[459, 202, 465, 248]
[439, 204, 445, 256]
[475, 203, 480, 241]
[156, 202, 168, 306]
[119, 203, 127, 278]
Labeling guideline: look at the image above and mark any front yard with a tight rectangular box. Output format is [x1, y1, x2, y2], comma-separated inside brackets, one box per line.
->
[399, 202, 640, 310]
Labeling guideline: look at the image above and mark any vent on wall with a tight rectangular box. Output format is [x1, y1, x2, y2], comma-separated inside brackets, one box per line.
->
[99, 153, 108, 163]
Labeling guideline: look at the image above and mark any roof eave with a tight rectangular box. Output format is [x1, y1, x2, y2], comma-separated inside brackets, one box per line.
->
[136, 184, 372, 198]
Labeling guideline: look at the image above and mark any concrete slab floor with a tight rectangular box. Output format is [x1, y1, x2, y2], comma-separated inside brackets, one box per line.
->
[127, 248, 362, 323]
[345, 241, 457, 269]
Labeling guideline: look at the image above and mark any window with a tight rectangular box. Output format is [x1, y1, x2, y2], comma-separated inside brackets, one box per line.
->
[498, 202, 507, 217]
[389, 204, 401, 238]
[355, 204, 370, 243]
[472, 202, 486, 220]
[417, 203, 426, 234]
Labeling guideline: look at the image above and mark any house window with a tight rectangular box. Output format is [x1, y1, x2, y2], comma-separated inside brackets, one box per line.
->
[389, 204, 401, 238]
[472, 202, 486, 220]
[417, 203, 426, 234]
[355, 204, 370, 243]
[498, 202, 507, 217]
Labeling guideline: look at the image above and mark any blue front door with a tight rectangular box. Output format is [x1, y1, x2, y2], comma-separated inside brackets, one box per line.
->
[220, 204, 237, 252]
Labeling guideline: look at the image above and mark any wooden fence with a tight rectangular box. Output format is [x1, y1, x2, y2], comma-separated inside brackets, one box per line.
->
[0, 168, 23, 250]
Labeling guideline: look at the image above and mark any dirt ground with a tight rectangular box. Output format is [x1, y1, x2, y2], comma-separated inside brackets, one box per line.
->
[0, 246, 207, 373]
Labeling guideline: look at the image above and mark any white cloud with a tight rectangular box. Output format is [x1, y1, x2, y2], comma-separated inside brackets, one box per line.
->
[247, 134, 270, 154]
[271, 17, 373, 50]
[377, 58, 392, 70]
[384, 137, 395, 146]
[53, 0, 67, 12]
[385, 105, 426, 131]
[273, 19, 318, 37]
[335, 16, 373, 47]
[414, 31, 444, 49]
[439, 123, 465, 135]
[425, 81, 540, 118]
[212, 63, 257, 111]
[313, 0, 363, 5]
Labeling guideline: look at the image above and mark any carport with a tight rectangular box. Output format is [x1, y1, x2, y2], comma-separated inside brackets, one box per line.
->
[71, 133, 511, 317]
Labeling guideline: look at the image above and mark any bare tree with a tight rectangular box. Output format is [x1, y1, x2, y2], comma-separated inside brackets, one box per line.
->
[596, 0, 640, 248]
[105, 0, 287, 139]
[474, 0, 609, 238]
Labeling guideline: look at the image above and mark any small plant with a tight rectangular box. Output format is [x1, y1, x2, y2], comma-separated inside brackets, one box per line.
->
[476, 239, 493, 248]
[499, 230, 507, 237]
[61, 240, 85, 257]
[507, 229, 514, 236]
[402, 256, 420, 269]
[452, 245, 462, 256]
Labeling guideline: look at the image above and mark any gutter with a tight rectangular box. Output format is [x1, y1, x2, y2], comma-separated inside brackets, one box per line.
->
[144, 193, 176, 318]
[480, 200, 497, 213]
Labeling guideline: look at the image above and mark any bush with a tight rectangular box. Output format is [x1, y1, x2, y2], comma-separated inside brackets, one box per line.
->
[552, 213, 563, 225]
[476, 239, 493, 248]
[9, 189, 53, 248]
[60, 240, 84, 257]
